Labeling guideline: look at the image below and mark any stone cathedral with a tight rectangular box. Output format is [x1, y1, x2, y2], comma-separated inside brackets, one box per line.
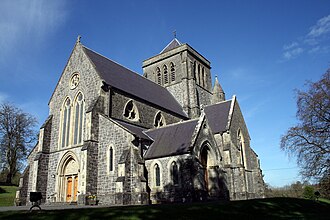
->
[18, 37, 265, 205]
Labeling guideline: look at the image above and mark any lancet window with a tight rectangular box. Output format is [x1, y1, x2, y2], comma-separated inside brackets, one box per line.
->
[109, 147, 114, 172]
[171, 161, 179, 185]
[60, 98, 72, 148]
[163, 65, 168, 84]
[73, 92, 84, 145]
[170, 62, 175, 82]
[155, 164, 161, 186]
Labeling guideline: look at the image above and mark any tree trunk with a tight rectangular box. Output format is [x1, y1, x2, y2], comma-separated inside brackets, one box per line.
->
[6, 172, 12, 184]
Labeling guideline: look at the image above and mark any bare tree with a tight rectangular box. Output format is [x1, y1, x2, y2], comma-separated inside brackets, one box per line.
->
[281, 70, 330, 181]
[0, 102, 37, 184]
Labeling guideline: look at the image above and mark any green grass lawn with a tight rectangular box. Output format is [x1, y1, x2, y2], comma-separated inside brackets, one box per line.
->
[0, 197, 329, 220]
[0, 185, 17, 206]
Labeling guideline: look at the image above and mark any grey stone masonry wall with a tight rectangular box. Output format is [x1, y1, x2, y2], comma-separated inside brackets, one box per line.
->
[115, 146, 148, 205]
[110, 90, 182, 128]
[25, 144, 39, 205]
[45, 151, 59, 203]
[85, 141, 98, 196]
[197, 86, 212, 108]
[191, 115, 228, 200]
[40, 115, 53, 153]
[143, 43, 212, 119]
[145, 154, 196, 204]
[18, 166, 29, 205]
[220, 99, 264, 200]
[48, 41, 102, 153]
[97, 114, 147, 205]
[145, 154, 225, 204]
[35, 153, 49, 203]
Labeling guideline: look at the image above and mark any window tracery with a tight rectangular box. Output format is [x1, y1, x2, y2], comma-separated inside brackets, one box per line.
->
[154, 112, 165, 128]
[124, 100, 139, 121]
[70, 73, 80, 90]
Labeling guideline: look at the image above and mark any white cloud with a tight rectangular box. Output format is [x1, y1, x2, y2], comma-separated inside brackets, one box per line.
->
[281, 14, 330, 61]
[307, 14, 330, 38]
[0, 0, 67, 60]
[283, 42, 298, 50]
[283, 47, 304, 60]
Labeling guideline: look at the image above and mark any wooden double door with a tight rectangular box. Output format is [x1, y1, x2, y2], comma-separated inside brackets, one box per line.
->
[66, 175, 78, 202]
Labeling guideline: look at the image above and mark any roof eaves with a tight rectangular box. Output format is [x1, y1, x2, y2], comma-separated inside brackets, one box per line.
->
[189, 113, 205, 149]
[226, 95, 236, 131]
[144, 151, 189, 160]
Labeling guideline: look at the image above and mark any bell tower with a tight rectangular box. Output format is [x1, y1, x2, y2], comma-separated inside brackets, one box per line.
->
[142, 38, 213, 118]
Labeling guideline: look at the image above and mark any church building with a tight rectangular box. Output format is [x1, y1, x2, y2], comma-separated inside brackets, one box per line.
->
[18, 37, 265, 205]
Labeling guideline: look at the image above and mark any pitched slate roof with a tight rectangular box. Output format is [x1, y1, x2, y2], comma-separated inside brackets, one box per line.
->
[82, 46, 187, 118]
[113, 119, 150, 140]
[204, 100, 232, 134]
[160, 38, 182, 54]
[144, 119, 199, 159]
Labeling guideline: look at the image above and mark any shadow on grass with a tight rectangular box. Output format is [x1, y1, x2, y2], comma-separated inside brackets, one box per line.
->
[0, 187, 6, 194]
[0, 198, 329, 220]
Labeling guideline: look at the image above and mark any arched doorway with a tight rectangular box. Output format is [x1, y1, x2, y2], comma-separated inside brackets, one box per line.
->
[58, 155, 79, 203]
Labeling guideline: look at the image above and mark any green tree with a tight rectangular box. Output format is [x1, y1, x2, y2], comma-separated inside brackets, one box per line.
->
[281, 70, 330, 181]
[0, 102, 37, 184]
[319, 173, 330, 199]
[303, 185, 315, 200]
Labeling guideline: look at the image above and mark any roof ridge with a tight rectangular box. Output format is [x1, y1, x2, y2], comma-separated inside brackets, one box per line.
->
[144, 118, 199, 132]
[82, 44, 187, 118]
[82, 45, 187, 101]
[82, 45, 142, 76]
[205, 99, 232, 108]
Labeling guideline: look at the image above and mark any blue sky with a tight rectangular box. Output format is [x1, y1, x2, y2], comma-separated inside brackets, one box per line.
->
[0, 0, 329, 187]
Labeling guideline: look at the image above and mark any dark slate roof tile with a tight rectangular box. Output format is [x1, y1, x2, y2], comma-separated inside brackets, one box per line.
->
[83, 46, 187, 118]
[113, 119, 151, 140]
[160, 38, 182, 54]
[144, 119, 199, 159]
[204, 100, 232, 134]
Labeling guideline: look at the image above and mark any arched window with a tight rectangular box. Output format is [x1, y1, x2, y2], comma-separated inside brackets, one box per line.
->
[201, 146, 209, 189]
[170, 62, 175, 82]
[124, 100, 139, 121]
[60, 98, 71, 148]
[155, 164, 160, 186]
[171, 161, 179, 185]
[198, 64, 201, 85]
[237, 130, 246, 167]
[202, 67, 205, 87]
[73, 93, 84, 145]
[154, 112, 165, 128]
[193, 61, 197, 80]
[109, 147, 113, 172]
[163, 65, 168, 84]
[157, 67, 161, 85]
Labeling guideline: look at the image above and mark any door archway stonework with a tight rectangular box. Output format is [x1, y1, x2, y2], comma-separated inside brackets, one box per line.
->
[57, 152, 80, 203]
